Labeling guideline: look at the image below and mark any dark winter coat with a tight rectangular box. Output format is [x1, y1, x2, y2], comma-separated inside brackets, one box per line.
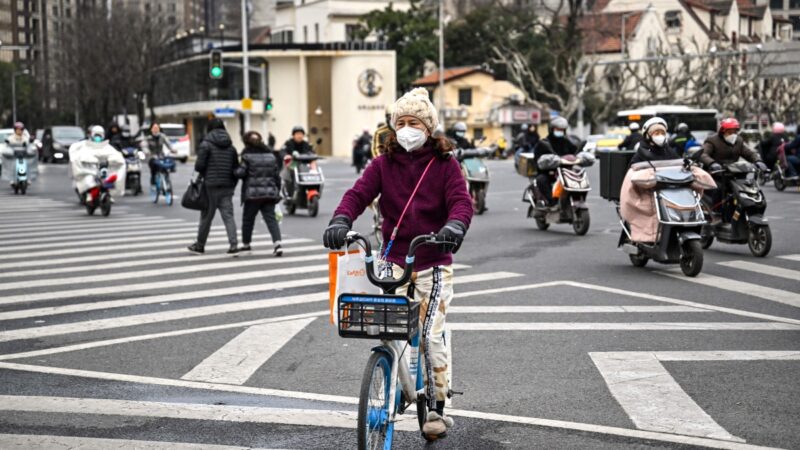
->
[194, 129, 238, 188]
[280, 138, 313, 158]
[235, 143, 281, 204]
[759, 134, 786, 161]
[701, 133, 761, 167]
[533, 136, 578, 163]
[629, 140, 680, 166]
[618, 131, 643, 150]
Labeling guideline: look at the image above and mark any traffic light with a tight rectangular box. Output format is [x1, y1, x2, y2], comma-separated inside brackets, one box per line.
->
[209, 50, 223, 79]
[265, 97, 273, 111]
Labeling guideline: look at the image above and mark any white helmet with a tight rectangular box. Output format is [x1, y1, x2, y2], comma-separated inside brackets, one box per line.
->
[629, 122, 640, 131]
[90, 125, 105, 139]
[454, 122, 467, 132]
[642, 117, 668, 137]
[550, 116, 568, 130]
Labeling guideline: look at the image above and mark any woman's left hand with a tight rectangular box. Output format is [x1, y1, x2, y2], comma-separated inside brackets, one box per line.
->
[436, 220, 466, 254]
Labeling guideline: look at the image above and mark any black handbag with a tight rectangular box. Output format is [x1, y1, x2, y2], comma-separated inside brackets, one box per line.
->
[181, 175, 208, 210]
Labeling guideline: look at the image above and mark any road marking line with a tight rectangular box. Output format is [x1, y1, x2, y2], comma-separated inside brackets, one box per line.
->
[447, 322, 800, 331]
[0, 434, 280, 450]
[778, 254, 800, 262]
[0, 395, 418, 432]
[0, 224, 197, 243]
[717, 260, 800, 281]
[0, 273, 518, 341]
[0, 264, 331, 305]
[182, 318, 317, 385]
[590, 351, 800, 442]
[1, 229, 236, 252]
[0, 244, 323, 279]
[0, 233, 275, 260]
[658, 270, 800, 309]
[0, 363, 780, 450]
[0, 250, 328, 290]
[560, 281, 800, 326]
[449, 306, 707, 313]
[0, 216, 167, 231]
[0, 238, 312, 271]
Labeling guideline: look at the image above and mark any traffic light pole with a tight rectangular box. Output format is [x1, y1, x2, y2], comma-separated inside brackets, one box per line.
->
[241, 0, 251, 132]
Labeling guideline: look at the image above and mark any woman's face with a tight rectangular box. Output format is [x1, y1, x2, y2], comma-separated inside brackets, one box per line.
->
[649, 129, 666, 139]
[395, 116, 428, 135]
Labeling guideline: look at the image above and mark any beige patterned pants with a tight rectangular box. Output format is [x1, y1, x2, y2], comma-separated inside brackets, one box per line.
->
[393, 264, 453, 406]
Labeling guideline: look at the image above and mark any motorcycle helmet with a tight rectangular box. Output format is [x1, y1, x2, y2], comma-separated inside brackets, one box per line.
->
[90, 125, 105, 143]
[550, 116, 568, 131]
[628, 122, 640, 131]
[718, 118, 740, 134]
[772, 122, 785, 134]
[13, 121, 24, 130]
[454, 122, 467, 132]
[676, 122, 690, 133]
[642, 117, 668, 146]
[520, 124, 529, 131]
[291, 125, 305, 135]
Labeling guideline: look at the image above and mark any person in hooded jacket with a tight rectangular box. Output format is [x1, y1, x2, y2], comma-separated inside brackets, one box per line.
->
[758, 122, 786, 172]
[188, 119, 239, 255]
[533, 116, 577, 206]
[629, 117, 679, 166]
[618, 122, 643, 150]
[322, 87, 473, 440]
[107, 124, 124, 151]
[235, 131, 283, 256]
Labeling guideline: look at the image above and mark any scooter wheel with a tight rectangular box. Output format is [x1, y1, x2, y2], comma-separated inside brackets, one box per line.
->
[629, 253, 649, 268]
[572, 209, 590, 236]
[534, 214, 549, 231]
[773, 176, 786, 191]
[680, 240, 703, 277]
[308, 195, 320, 217]
[101, 196, 112, 217]
[20, 183, 26, 195]
[13, 185, 18, 195]
[700, 226, 714, 249]
[748, 225, 771, 257]
[475, 188, 487, 215]
[86, 204, 96, 215]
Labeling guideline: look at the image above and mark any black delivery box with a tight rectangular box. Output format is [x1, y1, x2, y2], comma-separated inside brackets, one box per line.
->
[598, 149, 635, 201]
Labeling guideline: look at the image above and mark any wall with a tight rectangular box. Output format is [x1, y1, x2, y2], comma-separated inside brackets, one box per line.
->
[266, 57, 304, 146]
[330, 52, 396, 158]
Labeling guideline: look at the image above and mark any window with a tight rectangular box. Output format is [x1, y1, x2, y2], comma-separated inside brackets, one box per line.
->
[473, 128, 484, 140]
[52, 5, 57, 15]
[303, 25, 307, 43]
[169, 2, 176, 12]
[665, 10, 681, 29]
[458, 88, 472, 106]
[791, 0, 800, 7]
[314, 23, 319, 42]
[168, 16, 176, 25]
[346, 24, 360, 42]
[65, 8, 71, 18]
[771, 0, 784, 9]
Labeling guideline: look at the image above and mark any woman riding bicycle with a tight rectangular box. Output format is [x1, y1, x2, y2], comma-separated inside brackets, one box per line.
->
[323, 87, 473, 439]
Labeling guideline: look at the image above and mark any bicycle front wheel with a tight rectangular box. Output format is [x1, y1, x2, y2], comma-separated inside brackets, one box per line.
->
[358, 351, 393, 450]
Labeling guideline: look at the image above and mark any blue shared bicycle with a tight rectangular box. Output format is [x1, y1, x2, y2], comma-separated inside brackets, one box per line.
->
[151, 156, 175, 206]
[337, 232, 452, 449]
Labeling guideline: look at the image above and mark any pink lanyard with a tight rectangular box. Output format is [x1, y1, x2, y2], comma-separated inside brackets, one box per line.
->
[380, 157, 436, 261]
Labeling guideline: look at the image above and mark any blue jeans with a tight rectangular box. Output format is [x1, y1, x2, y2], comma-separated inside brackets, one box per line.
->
[787, 155, 800, 177]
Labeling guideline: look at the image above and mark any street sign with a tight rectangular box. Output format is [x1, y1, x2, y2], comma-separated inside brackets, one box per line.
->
[214, 107, 236, 118]
[241, 98, 252, 111]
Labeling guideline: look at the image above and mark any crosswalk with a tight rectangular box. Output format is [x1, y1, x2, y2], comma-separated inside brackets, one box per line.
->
[1, 190, 799, 450]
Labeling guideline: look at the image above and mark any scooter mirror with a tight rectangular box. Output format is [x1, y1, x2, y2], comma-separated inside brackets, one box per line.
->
[686, 146, 703, 161]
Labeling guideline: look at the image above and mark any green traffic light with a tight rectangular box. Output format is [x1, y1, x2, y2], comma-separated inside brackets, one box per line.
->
[266, 103, 273, 111]
[210, 66, 223, 78]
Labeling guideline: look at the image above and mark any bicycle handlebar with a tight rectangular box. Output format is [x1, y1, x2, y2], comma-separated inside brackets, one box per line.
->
[344, 232, 440, 293]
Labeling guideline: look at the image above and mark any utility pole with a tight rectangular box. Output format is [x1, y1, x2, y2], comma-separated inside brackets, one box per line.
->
[438, 0, 445, 125]
[241, 0, 251, 131]
[12, 69, 30, 123]
[576, 71, 586, 139]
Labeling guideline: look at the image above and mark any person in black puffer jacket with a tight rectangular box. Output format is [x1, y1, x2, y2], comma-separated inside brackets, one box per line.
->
[236, 131, 284, 256]
[188, 119, 239, 255]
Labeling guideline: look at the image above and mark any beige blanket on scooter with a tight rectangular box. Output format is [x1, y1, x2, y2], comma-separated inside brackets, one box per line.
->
[620, 160, 715, 243]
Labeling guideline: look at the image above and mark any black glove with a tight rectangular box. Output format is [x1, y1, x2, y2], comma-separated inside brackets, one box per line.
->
[755, 161, 768, 171]
[709, 162, 723, 172]
[435, 220, 467, 254]
[323, 215, 352, 250]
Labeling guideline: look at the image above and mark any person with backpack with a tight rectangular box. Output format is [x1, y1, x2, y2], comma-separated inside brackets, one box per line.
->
[188, 119, 239, 255]
[236, 131, 284, 256]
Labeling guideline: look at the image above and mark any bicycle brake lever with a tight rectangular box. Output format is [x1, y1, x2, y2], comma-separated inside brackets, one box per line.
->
[447, 389, 464, 398]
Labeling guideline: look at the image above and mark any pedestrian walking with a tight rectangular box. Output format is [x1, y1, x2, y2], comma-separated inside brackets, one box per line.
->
[188, 119, 239, 255]
[236, 131, 284, 256]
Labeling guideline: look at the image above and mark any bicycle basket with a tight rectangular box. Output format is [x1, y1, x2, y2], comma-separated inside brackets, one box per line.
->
[156, 158, 175, 170]
[338, 293, 419, 341]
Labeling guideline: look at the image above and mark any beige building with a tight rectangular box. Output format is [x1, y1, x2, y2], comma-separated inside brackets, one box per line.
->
[151, 47, 396, 158]
[412, 66, 545, 143]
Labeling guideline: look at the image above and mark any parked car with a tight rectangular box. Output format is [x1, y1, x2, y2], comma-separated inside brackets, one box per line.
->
[160, 123, 191, 163]
[42, 126, 85, 163]
[0, 129, 14, 144]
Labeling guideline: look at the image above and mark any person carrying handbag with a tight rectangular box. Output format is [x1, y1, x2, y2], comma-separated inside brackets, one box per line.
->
[236, 131, 283, 256]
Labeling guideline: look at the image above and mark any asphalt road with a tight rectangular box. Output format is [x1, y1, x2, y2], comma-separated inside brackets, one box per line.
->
[0, 155, 798, 450]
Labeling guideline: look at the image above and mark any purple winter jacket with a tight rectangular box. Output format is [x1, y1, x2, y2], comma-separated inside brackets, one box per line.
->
[334, 143, 474, 271]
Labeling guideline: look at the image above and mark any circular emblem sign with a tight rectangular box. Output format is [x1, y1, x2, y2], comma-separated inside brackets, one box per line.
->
[358, 69, 383, 98]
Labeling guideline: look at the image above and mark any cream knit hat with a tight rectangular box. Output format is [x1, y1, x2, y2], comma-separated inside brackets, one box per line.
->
[391, 87, 439, 132]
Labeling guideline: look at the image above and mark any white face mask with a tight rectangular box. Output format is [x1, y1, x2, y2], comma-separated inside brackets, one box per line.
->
[652, 135, 666, 146]
[724, 133, 738, 145]
[553, 130, 565, 138]
[396, 126, 428, 151]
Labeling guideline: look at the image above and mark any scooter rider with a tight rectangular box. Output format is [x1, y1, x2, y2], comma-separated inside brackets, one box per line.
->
[533, 116, 577, 206]
[618, 122, 643, 150]
[449, 122, 474, 149]
[629, 117, 679, 166]
[6, 122, 31, 146]
[759, 122, 786, 173]
[669, 123, 694, 156]
[280, 126, 314, 198]
[701, 118, 766, 222]
[323, 87, 473, 440]
[72, 126, 127, 198]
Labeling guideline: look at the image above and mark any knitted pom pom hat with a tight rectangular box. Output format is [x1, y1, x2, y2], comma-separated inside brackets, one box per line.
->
[391, 87, 439, 132]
